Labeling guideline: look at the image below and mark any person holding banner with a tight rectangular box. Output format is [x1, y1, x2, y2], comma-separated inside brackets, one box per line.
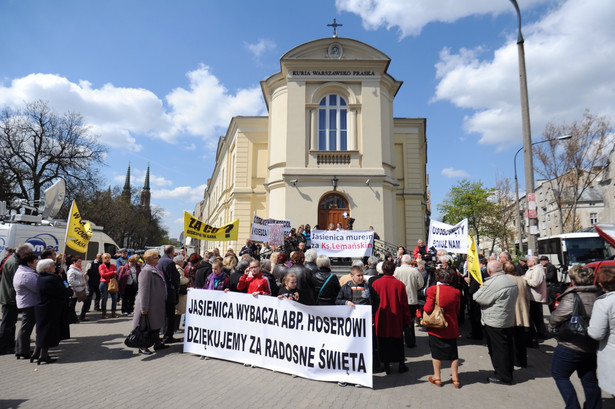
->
[237, 260, 271, 296]
[372, 260, 411, 374]
[205, 260, 229, 291]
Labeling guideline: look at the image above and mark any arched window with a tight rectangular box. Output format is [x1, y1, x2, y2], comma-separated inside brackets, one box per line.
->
[318, 94, 347, 151]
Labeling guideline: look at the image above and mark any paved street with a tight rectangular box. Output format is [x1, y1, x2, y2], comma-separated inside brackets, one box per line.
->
[1, 308, 614, 409]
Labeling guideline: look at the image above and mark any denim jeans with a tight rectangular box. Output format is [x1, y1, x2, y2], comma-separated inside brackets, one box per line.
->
[99, 282, 117, 313]
[551, 344, 601, 409]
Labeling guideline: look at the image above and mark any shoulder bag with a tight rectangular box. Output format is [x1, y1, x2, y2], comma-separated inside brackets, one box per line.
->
[552, 292, 589, 341]
[108, 277, 119, 293]
[420, 285, 448, 328]
[124, 315, 155, 349]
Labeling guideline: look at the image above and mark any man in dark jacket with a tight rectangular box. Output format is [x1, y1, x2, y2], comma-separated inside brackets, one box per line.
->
[541, 256, 559, 311]
[0, 243, 33, 354]
[516, 257, 528, 276]
[158, 245, 180, 344]
[80, 253, 102, 320]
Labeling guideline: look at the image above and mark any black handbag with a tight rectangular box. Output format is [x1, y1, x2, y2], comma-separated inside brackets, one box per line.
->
[552, 292, 589, 341]
[124, 315, 155, 349]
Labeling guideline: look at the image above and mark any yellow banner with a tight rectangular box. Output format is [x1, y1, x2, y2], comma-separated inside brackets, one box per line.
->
[65, 200, 93, 253]
[183, 211, 239, 241]
[467, 236, 482, 285]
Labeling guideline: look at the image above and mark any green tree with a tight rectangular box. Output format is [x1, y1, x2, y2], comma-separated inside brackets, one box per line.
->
[75, 187, 167, 248]
[483, 178, 516, 254]
[437, 179, 494, 250]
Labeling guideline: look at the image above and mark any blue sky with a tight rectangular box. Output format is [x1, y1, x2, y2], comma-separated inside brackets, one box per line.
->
[1, 0, 614, 240]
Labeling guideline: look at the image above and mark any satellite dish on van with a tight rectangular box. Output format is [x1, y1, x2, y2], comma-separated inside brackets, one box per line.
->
[41, 179, 66, 219]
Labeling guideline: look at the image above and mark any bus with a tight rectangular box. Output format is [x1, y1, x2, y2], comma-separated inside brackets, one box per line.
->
[537, 232, 613, 272]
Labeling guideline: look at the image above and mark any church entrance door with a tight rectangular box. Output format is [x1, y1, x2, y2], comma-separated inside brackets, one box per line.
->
[318, 192, 349, 229]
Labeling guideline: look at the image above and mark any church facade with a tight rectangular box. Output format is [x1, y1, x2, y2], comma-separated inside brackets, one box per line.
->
[194, 36, 428, 252]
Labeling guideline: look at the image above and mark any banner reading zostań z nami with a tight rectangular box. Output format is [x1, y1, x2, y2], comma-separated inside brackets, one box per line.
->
[65, 200, 93, 253]
[310, 230, 374, 258]
[427, 219, 468, 254]
[184, 290, 373, 388]
[183, 211, 239, 241]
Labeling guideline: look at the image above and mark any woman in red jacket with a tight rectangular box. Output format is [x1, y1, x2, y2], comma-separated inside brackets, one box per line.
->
[99, 253, 118, 318]
[424, 259, 461, 388]
[372, 260, 411, 374]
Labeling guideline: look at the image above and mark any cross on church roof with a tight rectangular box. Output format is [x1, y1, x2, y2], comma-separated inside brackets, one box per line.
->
[327, 18, 342, 38]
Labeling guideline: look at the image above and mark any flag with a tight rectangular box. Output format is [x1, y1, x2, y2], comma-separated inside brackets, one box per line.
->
[65, 200, 93, 253]
[183, 211, 239, 241]
[466, 236, 482, 285]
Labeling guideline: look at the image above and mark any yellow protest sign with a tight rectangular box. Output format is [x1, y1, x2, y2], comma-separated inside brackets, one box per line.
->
[466, 236, 482, 285]
[183, 211, 239, 241]
[65, 200, 93, 253]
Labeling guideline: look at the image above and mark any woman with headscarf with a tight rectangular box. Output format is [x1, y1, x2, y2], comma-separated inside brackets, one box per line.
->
[13, 252, 39, 359]
[34, 258, 73, 364]
[133, 250, 167, 354]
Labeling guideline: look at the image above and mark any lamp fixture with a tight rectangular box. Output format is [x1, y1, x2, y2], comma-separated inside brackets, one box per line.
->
[365, 178, 370, 185]
[332, 175, 338, 191]
[289, 179, 297, 187]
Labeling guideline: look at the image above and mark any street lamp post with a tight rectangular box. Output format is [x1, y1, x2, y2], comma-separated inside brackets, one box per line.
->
[513, 135, 572, 254]
[510, 0, 537, 254]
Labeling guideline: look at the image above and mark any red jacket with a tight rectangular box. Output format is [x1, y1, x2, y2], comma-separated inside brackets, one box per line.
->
[424, 284, 460, 339]
[99, 263, 117, 283]
[372, 275, 411, 338]
[237, 273, 271, 295]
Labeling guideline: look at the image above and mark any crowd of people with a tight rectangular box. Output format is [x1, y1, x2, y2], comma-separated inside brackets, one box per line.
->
[0, 235, 614, 404]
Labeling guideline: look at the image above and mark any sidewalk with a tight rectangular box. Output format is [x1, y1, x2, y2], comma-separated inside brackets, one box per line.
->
[1, 311, 614, 409]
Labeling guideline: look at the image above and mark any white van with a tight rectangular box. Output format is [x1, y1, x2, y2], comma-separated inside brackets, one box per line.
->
[0, 215, 119, 261]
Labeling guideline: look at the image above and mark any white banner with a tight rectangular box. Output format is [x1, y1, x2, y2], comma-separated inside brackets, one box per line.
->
[184, 290, 373, 388]
[249, 213, 292, 242]
[310, 230, 374, 258]
[427, 219, 468, 254]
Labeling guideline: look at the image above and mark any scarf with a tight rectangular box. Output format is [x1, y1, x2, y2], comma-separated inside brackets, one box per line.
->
[206, 271, 227, 290]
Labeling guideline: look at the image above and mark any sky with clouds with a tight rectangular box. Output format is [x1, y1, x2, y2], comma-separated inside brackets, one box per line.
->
[1, 0, 613, 241]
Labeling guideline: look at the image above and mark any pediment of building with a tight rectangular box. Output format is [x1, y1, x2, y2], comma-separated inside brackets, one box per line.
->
[281, 37, 390, 64]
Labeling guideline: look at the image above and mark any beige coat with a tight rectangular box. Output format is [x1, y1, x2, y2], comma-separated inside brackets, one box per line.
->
[133, 264, 166, 330]
[175, 265, 190, 315]
[524, 264, 547, 303]
[507, 274, 531, 327]
[394, 264, 424, 305]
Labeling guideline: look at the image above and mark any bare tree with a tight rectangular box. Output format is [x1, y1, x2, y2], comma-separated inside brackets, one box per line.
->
[484, 178, 517, 254]
[534, 111, 613, 233]
[0, 100, 106, 206]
